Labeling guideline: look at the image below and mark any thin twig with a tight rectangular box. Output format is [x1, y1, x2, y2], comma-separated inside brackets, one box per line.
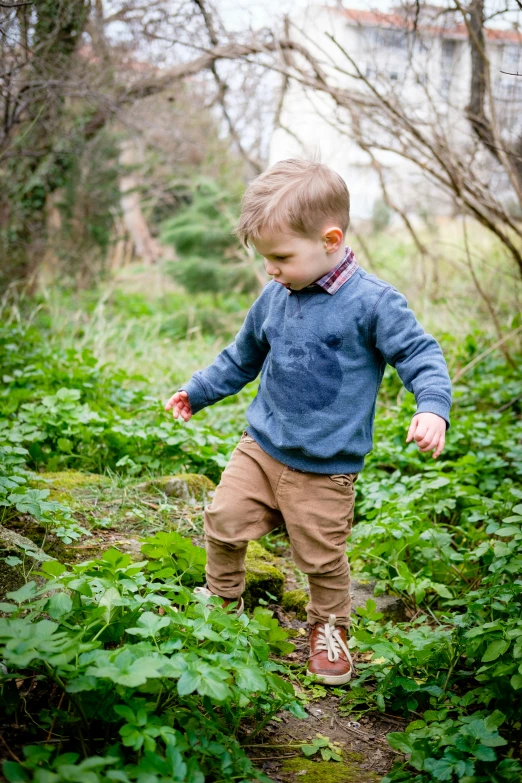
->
[46, 690, 65, 741]
[249, 754, 297, 760]
[451, 324, 522, 384]
[497, 393, 522, 412]
[461, 217, 515, 368]
[0, 732, 23, 764]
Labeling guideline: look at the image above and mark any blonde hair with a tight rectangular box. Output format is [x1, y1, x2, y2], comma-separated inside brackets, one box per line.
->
[236, 158, 350, 247]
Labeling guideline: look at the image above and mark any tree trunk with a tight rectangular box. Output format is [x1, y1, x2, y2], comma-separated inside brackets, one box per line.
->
[119, 140, 163, 266]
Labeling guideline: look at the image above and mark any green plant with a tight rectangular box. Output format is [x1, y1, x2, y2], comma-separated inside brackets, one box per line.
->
[0, 532, 304, 782]
[161, 178, 261, 295]
[0, 444, 88, 549]
[300, 734, 343, 762]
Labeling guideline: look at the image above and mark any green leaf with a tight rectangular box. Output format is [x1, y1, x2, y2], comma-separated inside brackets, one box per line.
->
[41, 561, 67, 578]
[483, 710, 506, 731]
[65, 676, 97, 693]
[98, 587, 122, 620]
[113, 704, 137, 723]
[234, 665, 267, 693]
[474, 745, 496, 761]
[386, 732, 414, 754]
[197, 671, 231, 701]
[126, 612, 170, 638]
[67, 579, 92, 596]
[423, 757, 456, 782]
[301, 745, 319, 757]
[481, 639, 510, 662]
[88, 656, 163, 688]
[313, 737, 330, 748]
[46, 592, 72, 618]
[496, 526, 521, 537]
[510, 674, 522, 690]
[432, 583, 452, 598]
[2, 761, 30, 783]
[428, 477, 451, 489]
[57, 438, 73, 453]
[6, 581, 37, 604]
[4, 556, 22, 567]
[177, 670, 200, 696]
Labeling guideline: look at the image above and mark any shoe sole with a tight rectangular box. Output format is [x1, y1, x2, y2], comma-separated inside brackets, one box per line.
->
[307, 669, 352, 685]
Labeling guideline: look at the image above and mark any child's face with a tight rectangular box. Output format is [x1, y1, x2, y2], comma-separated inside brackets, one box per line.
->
[253, 226, 343, 291]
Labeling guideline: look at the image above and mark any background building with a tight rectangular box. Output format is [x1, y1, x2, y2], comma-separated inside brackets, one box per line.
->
[269, 4, 522, 221]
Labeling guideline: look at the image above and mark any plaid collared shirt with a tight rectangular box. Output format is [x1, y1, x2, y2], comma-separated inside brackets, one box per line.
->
[287, 246, 359, 295]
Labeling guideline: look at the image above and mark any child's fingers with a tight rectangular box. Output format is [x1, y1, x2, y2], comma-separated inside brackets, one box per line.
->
[418, 431, 439, 452]
[178, 404, 191, 421]
[165, 394, 177, 411]
[432, 433, 446, 459]
[414, 425, 433, 448]
[172, 398, 192, 421]
[406, 417, 418, 443]
[165, 391, 189, 412]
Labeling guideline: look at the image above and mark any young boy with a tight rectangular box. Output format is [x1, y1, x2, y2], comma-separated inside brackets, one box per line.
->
[165, 159, 451, 685]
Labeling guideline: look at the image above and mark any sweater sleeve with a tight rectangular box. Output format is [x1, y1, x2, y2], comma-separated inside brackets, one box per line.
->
[371, 286, 452, 428]
[179, 290, 271, 414]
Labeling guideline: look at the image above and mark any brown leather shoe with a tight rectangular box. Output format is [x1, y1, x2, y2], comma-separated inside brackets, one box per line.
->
[307, 614, 353, 685]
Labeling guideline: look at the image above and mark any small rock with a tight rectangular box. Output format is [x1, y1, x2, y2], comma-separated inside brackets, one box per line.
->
[281, 589, 309, 620]
[351, 579, 406, 623]
[0, 524, 54, 598]
[244, 541, 285, 610]
[139, 473, 216, 502]
[277, 580, 406, 624]
[31, 471, 109, 503]
[0, 525, 54, 562]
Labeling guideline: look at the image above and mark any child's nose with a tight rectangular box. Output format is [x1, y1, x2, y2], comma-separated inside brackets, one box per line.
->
[264, 260, 280, 276]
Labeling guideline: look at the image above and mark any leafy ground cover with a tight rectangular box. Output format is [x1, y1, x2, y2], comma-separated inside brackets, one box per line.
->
[1, 279, 522, 783]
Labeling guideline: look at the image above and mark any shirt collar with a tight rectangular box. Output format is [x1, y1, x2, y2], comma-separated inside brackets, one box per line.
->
[287, 247, 359, 296]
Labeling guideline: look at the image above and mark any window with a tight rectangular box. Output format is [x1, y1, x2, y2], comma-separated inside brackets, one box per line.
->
[441, 39, 456, 97]
[441, 39, 456, 72]
[365, 26, 406, 50]
[503, 45, 521, 71]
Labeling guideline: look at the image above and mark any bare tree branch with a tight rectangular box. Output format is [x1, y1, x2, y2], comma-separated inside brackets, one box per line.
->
[191, 0, 262, 173]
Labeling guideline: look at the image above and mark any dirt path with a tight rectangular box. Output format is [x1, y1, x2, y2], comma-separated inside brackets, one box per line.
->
[2, 471, 401, 781]
[247, 624, 399, 782]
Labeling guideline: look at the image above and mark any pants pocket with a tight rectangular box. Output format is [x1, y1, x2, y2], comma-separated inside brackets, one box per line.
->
[328, 473, 357, 488]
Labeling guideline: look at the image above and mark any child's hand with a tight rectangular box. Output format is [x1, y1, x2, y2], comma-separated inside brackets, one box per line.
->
[406, 412, 446, 458]
[165, 390, 192, 422]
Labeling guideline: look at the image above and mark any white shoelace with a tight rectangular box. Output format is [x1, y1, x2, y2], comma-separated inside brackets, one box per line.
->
[315, 614, 353, 664]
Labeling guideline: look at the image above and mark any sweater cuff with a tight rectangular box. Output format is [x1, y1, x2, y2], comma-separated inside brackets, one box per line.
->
[415, 396, 451, 431]
[179, 376, 209, 415]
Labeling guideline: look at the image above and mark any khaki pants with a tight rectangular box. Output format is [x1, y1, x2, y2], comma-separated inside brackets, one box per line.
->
[204, 432, 358, 627]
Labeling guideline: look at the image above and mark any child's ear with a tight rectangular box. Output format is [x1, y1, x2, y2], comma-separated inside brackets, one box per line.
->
[321, 226, 344, 253]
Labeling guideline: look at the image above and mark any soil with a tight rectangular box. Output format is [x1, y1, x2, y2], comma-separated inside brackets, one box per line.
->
[0, 474, 404, 782]
[243, 614, 400, 781]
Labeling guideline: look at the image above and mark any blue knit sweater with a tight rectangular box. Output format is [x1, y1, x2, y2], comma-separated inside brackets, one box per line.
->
[181, 267, 452, 474]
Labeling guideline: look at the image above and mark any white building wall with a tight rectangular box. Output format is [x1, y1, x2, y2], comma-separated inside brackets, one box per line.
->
[269, 4, 521, 221]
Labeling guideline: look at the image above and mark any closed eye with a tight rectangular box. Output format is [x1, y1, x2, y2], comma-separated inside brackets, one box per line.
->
[273, 255, 288, 261]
